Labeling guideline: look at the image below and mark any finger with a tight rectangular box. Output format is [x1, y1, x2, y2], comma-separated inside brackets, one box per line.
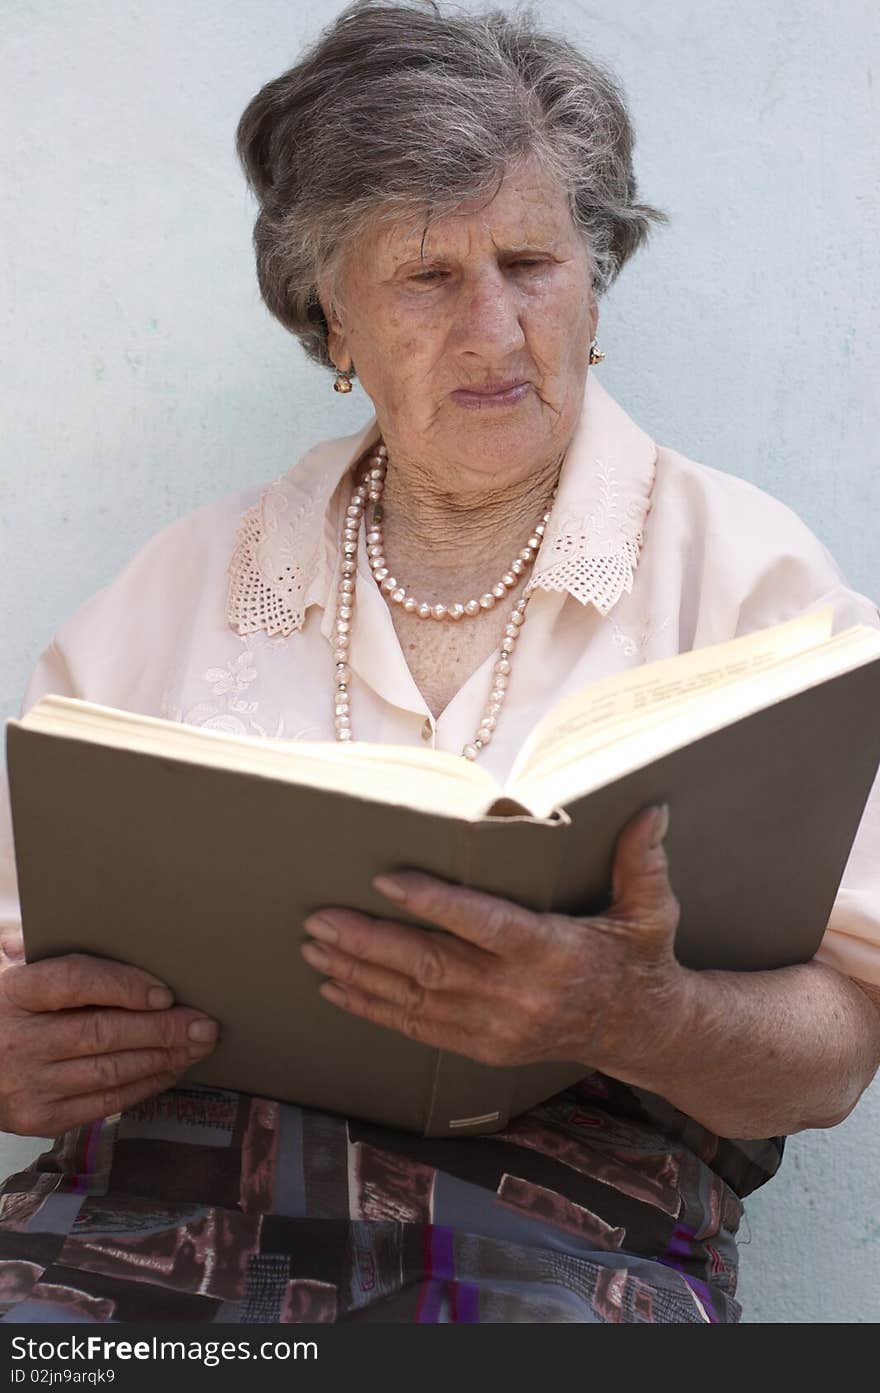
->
[2, 954, 176, 1014]
[24, 1006, 219, 1064]
[44, 1040, 216, 1100]
[0, 927, 24, 964]
[318, 978, 488, 1057]
[302, 909, 478, 993]
[368, 872, 540, 956]
[609, 804, 679, 932]
[301, 939, 471, 1019]
[26, 1072, 184, 1139]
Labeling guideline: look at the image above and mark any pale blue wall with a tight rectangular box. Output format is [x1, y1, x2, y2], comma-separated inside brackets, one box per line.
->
[2, 0, 878, 1322]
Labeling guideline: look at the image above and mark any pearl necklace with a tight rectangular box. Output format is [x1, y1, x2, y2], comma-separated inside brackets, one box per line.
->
[332, 443, 555, 760]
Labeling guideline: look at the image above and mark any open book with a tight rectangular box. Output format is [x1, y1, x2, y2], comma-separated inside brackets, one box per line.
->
[7, 608, 880, 1135]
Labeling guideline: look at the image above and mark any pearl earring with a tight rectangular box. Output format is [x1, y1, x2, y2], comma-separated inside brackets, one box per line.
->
[589, 340, 605, 365]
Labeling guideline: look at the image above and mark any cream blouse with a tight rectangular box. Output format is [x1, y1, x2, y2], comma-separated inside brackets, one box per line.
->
[2, 376, 880, 984]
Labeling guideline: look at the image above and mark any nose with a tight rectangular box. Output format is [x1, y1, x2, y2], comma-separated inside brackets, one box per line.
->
[453, 265, 526, 360]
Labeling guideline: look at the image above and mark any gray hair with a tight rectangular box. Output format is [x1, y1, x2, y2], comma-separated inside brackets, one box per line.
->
[236, 0, 665, 371]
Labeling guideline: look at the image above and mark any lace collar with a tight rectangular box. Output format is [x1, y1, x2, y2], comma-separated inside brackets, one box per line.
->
[226, 375, 657, 638]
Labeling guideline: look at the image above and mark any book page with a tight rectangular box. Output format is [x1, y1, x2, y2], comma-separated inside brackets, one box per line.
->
[506, 607, 834, 788]
[510, 624, 880, 818]
[19, 697, 501, 822]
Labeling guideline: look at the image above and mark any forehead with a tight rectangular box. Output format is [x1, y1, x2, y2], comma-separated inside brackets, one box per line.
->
[368, 160, 578, 265]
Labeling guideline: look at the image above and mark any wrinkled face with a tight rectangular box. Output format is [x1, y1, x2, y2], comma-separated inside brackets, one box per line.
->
[320, 157, 598, 488]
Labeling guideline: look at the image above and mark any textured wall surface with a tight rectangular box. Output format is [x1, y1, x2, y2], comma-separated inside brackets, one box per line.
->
[2, 0, 878, 1322]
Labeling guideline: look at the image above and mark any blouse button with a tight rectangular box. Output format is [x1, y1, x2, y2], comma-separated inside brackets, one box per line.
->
[421, 718, 433, 741]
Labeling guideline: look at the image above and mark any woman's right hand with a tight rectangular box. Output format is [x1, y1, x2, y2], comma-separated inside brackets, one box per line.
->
[0, 943, 219, 1137]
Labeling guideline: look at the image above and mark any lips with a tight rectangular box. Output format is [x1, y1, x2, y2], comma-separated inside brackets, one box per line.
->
[450, 381, 531, 408]
[461, 380, 524, 394]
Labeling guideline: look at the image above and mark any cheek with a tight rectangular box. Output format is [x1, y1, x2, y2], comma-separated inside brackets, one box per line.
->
[525, 281, 593, 365]
[354, 336, 431, 418]
[360, 310, 446, 401]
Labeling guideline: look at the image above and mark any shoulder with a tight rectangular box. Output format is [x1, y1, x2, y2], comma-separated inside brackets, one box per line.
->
[130, 482, 267, 567]
[66, 484, 264, 624]
[651, 443, 841, 581]
[38, 414, 377, 704]
[652, 446, 836, 565]
[42, 483, 268, 703]
[647, 445, 878, 636]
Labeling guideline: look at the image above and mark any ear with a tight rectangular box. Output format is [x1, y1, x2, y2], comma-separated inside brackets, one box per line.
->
[317, 280, 350, 373]
[588, 297, 599, 343]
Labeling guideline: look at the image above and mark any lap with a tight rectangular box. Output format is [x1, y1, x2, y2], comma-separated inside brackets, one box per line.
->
[0, 1084, 744, 1323]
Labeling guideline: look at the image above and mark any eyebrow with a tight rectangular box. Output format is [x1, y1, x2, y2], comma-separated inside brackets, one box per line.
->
[494, 242, 561, 255]
[390, 237, 562, 268]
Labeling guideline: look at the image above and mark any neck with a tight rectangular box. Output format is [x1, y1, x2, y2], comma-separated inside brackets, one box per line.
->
[375, 448, 561, 593]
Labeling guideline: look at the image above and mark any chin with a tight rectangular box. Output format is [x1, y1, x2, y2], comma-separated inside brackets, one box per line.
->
[448, 433, 547, 482]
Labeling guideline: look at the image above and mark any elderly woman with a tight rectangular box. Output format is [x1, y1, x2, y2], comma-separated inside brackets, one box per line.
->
[1, 1, 879, 1325]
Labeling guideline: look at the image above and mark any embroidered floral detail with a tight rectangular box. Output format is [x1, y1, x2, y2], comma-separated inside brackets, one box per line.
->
[204, 651, 258, 696]
[161, 636, 289, 740]
[527, 458, 651, 615]
[610, 613, 672, 660]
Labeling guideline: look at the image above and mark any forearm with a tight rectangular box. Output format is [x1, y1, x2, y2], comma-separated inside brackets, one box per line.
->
[619, 961, 880, 1138]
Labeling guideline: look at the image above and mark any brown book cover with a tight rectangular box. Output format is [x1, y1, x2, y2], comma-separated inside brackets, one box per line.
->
[7, 657, 880, 1136]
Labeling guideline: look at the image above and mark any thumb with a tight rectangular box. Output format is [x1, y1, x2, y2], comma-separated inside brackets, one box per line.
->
[609, 804, 679, 932]
[0, 926, 25, 966]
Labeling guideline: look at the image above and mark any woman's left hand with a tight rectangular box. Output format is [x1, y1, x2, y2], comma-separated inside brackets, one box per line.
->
[301, 803, 688, 1079]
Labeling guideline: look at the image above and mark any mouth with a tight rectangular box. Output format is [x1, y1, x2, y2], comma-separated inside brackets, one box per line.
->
[450, 380, 531, 409]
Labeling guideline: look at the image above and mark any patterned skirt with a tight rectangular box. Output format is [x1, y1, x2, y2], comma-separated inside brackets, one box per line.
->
[0, 1074, 780, 1323]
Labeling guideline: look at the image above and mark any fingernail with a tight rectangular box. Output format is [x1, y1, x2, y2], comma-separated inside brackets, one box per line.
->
[187, 1041, 215, 1060]
[188, 1018, 219, 1043]
[301, 941, 330, 971]
[320, 981, 348, 1007]
[650, 803, 670, 847]
[147, 986, 174, 1010]
[373, 875, 407, 904]
[303, 914, 338, 944]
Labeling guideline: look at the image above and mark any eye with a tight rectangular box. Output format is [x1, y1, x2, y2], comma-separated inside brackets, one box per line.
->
[407, 259, 546, 283]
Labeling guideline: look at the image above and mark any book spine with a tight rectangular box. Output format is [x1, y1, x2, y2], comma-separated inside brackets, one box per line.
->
[423, 811, 571, 1137]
